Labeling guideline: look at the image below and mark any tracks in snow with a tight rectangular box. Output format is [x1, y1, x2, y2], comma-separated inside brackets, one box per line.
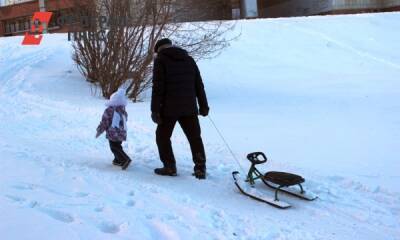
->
[278, 22, 400, 71]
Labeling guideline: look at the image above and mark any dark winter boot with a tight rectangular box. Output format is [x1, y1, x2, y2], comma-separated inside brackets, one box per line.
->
[154, 166, 177, 176]
[121, 159, 132, 170]
[113, 159, 124, 167]
[193, 165, 206, 180]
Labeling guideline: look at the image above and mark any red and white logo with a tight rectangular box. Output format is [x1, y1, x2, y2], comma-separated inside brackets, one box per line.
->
[22, 12, 53, 45]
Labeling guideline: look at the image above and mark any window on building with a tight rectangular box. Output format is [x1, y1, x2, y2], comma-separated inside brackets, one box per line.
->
[5, 22, 11, 34]
[48, 11, 58, 28]
[25, 19, 30, 31]
[232, 8, 241, 19]
[4, 17, 32, 34]
[18, 20, 25, 31]
[10, 22, 16, 33]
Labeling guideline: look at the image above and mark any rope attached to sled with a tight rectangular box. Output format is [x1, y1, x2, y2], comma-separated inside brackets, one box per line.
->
[207, 116, 245, 173]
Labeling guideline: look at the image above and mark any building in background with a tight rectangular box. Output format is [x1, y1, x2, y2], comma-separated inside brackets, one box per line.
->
[231, 0, 259, 19]
[166, 0, 233, 22]
[241, 0, 258, 18]
[0, 0, 87, 37]
[3, 0, 399, 37]
[1, 0, 245, 37]
[257, 0, 400, 18]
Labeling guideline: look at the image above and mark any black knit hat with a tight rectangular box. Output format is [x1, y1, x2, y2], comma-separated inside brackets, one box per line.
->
[154, 38, 172, 53]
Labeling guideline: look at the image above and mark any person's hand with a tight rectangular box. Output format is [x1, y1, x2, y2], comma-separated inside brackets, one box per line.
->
[95, 131, 101, 138]
[199, 107, 209, 117]
[151, 112, 162, 125]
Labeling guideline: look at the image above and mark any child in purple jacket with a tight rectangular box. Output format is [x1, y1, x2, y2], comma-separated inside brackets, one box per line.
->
[96, 89, 132, 170]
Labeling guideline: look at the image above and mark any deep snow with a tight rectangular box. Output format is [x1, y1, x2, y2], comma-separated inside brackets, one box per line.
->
[0, 12, 399, 240]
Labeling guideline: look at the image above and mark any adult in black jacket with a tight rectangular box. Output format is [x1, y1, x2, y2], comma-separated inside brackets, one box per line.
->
[151, 38, 209, 179]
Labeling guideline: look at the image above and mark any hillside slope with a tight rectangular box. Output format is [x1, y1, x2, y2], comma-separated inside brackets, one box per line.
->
[0, 13, 399, 240]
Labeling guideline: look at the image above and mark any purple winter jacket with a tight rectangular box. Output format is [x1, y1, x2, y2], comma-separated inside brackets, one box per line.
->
[97, 106, 128, 142]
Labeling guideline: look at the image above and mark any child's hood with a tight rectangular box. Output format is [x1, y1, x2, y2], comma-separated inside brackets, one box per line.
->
[106, 88, 128, 107]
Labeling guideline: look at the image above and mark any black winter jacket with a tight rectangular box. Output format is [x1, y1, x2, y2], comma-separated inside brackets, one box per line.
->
[151, 47, 209, 117]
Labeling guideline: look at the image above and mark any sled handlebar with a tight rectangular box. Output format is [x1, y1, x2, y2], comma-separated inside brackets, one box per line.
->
[247, 152, 267, 165]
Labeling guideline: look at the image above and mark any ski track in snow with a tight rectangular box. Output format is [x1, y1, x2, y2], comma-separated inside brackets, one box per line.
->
[278, 22, 400, 71]
[1, 13, 400, 240]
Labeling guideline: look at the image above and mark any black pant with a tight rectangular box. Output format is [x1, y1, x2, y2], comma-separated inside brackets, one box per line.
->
[156, 115, 206, 171]
[109, 141, 131, 163]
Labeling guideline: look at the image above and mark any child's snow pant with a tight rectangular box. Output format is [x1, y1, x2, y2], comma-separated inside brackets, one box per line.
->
[109, 141, 131, 164]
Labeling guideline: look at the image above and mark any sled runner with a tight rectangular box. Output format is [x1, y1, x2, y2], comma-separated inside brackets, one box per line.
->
[233, 152, 317, 208]
[232, 171, 291, 209]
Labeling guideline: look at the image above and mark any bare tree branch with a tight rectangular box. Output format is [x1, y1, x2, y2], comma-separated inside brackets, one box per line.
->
[72, 0, 236, 101]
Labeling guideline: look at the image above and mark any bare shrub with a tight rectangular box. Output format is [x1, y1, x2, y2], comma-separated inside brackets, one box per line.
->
[72, 0, 236, 101]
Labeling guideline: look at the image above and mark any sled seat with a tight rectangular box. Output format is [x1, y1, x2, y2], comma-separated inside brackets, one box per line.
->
[264, 171, 305, 187]
[246, 152, 307, 201]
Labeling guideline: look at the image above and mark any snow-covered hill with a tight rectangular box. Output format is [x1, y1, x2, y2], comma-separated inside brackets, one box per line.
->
[0, 12, 399, 240]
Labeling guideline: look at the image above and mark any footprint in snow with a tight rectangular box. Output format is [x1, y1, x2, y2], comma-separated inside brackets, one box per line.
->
[5, 195, 26, 203]
[6, 195, 39, 208]
[164, 214, 180, 221]
[40, 208, 75, 223]
[128, 191, 135, 196]
[211, 210, 226, 229]
[75, 192, 89, 198]
[28, 201, 39, 208]
[98, 221, 120, 234]
[94, 207, 104, 212]
[146, 214, 155, 220]
[12, 183, 35, 191]
[141, 184, 161, 194]
[180, 195, 192, 204]
[126, 200, 136, 207]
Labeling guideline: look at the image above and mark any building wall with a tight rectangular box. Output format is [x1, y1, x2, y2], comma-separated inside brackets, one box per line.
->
[328, 0, 400, 13]
[0, 19, 4, 34]
[384, 0, 400, 8]
[241, 0, 258, 18]
[332, 0, 382, 10]
[231, 0, 241, 19]
[259, 0, 332, 17]
[0, 0, 38, 36]
[1, 0, 34, 7]
[0, 0, 88, 36]
[258, 0, 400, 18]
[1, 0, 239, 37]
[384, 5, 400, 10]
[0, 0, 39, 21]
[129, 0, 234, 24]
[175, 0, 233, 21]
[258, 0, 325, 17]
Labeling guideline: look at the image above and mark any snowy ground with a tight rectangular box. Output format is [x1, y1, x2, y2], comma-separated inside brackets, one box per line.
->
[0, 12, 399, 240]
